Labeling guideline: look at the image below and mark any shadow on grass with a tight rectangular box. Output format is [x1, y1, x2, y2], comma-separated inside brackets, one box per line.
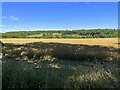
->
[2, 42, 120, 89]
[2, 42, 119, 62]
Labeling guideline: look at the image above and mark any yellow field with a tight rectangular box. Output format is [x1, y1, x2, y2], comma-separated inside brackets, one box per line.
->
[1, 38, 119, 48]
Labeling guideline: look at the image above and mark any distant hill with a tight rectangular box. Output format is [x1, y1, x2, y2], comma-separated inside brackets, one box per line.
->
[2, 29, 118, 38]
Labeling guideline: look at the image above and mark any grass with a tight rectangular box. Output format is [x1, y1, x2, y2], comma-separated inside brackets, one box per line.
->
[2, 59, 120, 89]
[1, 38, 120, 89]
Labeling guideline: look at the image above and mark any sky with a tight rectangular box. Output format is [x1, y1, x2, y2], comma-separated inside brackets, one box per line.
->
[2, 2, 118, 32]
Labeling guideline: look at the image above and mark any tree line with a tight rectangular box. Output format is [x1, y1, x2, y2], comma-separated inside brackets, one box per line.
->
[2, 29, 118, 38]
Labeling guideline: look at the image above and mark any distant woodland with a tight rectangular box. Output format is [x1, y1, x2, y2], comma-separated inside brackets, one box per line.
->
[2, 29, 118, 38]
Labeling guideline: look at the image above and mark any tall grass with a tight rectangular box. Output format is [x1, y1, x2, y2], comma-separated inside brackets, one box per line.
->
[2, 42, 120, 89]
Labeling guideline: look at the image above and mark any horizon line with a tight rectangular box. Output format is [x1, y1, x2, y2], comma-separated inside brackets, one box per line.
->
[2, 28, 118, 33]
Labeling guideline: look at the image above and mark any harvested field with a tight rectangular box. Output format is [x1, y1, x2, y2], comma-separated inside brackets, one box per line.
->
[1, 38, 119, 48]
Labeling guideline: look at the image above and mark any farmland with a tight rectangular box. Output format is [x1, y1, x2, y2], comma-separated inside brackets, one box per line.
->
[1, 38, 119, 48]
[1, 1, 119, 89]
[1, 37, 120, 89]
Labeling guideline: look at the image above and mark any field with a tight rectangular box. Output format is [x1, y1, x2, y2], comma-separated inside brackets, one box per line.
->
[1, 38, 119, 48]
[1, 38, 120, 89]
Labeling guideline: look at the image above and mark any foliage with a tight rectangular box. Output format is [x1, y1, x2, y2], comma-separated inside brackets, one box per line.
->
[2, 29, 118, 38]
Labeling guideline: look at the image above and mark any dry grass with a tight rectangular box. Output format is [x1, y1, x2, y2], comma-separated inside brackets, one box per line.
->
[1, 38, 119, 48]
[2, 59, 120, 88]
[1, 38, 119, 89]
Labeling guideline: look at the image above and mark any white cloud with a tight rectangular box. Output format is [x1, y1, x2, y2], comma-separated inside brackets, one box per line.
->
[2, 15, 19, 21]
[9, 15, 19, 21]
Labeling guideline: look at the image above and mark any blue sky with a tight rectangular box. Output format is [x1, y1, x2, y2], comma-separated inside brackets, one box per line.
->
[2, 2, 118, 32]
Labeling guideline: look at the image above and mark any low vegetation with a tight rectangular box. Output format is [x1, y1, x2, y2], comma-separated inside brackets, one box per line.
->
[1, 40, 120, 89]
[1, 29, 119, 89]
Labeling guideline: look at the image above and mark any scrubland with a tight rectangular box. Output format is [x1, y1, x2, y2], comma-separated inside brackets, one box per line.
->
[1, 38, 120, 89]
